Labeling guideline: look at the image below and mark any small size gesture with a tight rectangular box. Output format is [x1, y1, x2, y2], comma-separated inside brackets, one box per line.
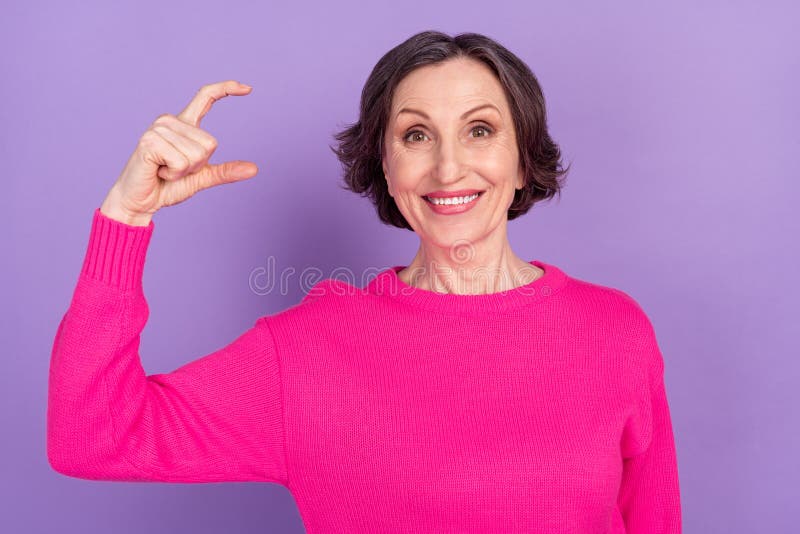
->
[100, 80, 258, 226]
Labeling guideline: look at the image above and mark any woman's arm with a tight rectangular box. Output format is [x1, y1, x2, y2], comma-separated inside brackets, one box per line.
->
[46, 208, 287, 484]
[617, 317, 682, 532]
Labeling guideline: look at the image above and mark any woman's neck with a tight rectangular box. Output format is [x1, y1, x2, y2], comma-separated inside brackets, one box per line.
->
[397, 246, 543, 295]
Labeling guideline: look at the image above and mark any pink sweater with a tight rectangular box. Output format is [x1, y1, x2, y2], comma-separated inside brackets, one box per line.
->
[47, 208, 682, 533]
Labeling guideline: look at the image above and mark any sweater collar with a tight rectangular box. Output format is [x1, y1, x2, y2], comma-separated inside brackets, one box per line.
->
[365, 259, 568, 315]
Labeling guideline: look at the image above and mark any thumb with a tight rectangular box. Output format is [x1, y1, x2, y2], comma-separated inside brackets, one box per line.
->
[197, 160, 259, 189]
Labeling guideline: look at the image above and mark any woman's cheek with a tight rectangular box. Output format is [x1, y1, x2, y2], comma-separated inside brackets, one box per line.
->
[396, 156, 427, 182]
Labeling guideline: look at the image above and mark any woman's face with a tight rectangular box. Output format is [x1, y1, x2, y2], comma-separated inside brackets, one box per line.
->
[382, 57, 524, 249]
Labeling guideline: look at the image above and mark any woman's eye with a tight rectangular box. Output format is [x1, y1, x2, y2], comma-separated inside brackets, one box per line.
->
[404, 131, 428, 143]
[471, 125, 492, 138]
[403, 125, 492, 143]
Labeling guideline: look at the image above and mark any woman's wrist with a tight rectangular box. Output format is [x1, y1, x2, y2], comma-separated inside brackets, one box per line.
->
[100, 192, 153, 227]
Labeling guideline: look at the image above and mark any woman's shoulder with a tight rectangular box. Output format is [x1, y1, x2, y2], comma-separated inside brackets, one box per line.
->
[253, 275, 389, 353]
[258, 276, 370, 327]
[561, 271, 654, 329]
[561, 271, 663, 372]
[300, 277, 367, 305]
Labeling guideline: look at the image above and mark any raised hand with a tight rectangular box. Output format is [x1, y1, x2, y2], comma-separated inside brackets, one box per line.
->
[100, 80, 258, 226]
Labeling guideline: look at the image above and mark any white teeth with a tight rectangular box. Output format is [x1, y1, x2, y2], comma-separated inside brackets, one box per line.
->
[426, 193, 480, 205]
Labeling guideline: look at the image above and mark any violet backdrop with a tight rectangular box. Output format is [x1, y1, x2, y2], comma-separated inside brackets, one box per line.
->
[2, 0, 798, 532]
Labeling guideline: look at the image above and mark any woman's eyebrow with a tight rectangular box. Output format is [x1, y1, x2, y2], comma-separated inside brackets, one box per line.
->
[397, 103, 501, 121]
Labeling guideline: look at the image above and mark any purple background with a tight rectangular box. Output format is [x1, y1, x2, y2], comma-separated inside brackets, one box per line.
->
[3, 0, 798, 532]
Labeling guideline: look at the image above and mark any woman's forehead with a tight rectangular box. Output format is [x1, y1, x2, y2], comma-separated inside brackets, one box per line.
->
[390, 60, 508, 118]
[393, 100, 503, 124]
[395, 61, 501, 99]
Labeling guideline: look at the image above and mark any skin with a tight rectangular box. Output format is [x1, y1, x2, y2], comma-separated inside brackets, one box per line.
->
[382, 57, 544, 295]
[100, 80, 258, 227]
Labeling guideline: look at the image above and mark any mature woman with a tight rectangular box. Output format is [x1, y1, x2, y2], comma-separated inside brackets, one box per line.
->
[47, 30, 681, 532]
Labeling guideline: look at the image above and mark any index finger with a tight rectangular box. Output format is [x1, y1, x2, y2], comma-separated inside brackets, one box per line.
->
[177, 80, 252, 127]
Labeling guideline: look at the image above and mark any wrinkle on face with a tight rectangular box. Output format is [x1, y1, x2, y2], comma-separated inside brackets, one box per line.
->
[384, 68, 520, 184]
[381, 57, 524, 240]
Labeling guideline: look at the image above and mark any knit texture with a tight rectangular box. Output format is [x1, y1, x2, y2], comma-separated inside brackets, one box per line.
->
[47, 207, 682, 533]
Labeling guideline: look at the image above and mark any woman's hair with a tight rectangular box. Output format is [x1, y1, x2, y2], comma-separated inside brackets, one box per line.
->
[330, 30, 570, 231]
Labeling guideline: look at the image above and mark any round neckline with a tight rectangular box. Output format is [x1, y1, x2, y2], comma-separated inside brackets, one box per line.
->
[366, 259, 568, 315]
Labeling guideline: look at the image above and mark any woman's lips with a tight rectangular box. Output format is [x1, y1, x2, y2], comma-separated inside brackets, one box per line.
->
[425, 188, 484, 198]
[423, 191, 484, 215]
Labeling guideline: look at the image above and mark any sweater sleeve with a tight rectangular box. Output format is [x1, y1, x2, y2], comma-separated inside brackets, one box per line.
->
[46, 208, 287, 485]
[617, 315, 682, 532]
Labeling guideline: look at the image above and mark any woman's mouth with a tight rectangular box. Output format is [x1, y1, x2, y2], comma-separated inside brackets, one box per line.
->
[422, 191, 484, 215]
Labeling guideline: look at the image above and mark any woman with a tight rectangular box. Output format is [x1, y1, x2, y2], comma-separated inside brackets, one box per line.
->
[47, 30, 682, 533]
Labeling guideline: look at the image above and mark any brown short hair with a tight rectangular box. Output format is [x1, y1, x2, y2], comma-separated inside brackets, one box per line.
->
[330, 30, 570, 231]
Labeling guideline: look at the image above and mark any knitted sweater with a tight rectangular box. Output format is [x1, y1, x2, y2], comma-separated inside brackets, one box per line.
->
[47, 208, 682, 533]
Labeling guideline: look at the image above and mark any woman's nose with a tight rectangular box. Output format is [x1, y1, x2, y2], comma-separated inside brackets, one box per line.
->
[433, 135, 466, 184]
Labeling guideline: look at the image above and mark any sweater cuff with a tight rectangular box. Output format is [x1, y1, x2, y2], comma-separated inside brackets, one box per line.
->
[80, 207, 155, 292]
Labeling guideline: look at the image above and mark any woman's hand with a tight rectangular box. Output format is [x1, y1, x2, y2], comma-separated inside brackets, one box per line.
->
[100, 80, 258, 226]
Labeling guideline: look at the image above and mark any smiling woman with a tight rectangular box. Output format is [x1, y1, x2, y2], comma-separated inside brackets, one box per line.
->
[48, 29, 681, 534]
[384, 58, 536, 283]
[332, 32, 569, 231]
[331, 31, 572, 294]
